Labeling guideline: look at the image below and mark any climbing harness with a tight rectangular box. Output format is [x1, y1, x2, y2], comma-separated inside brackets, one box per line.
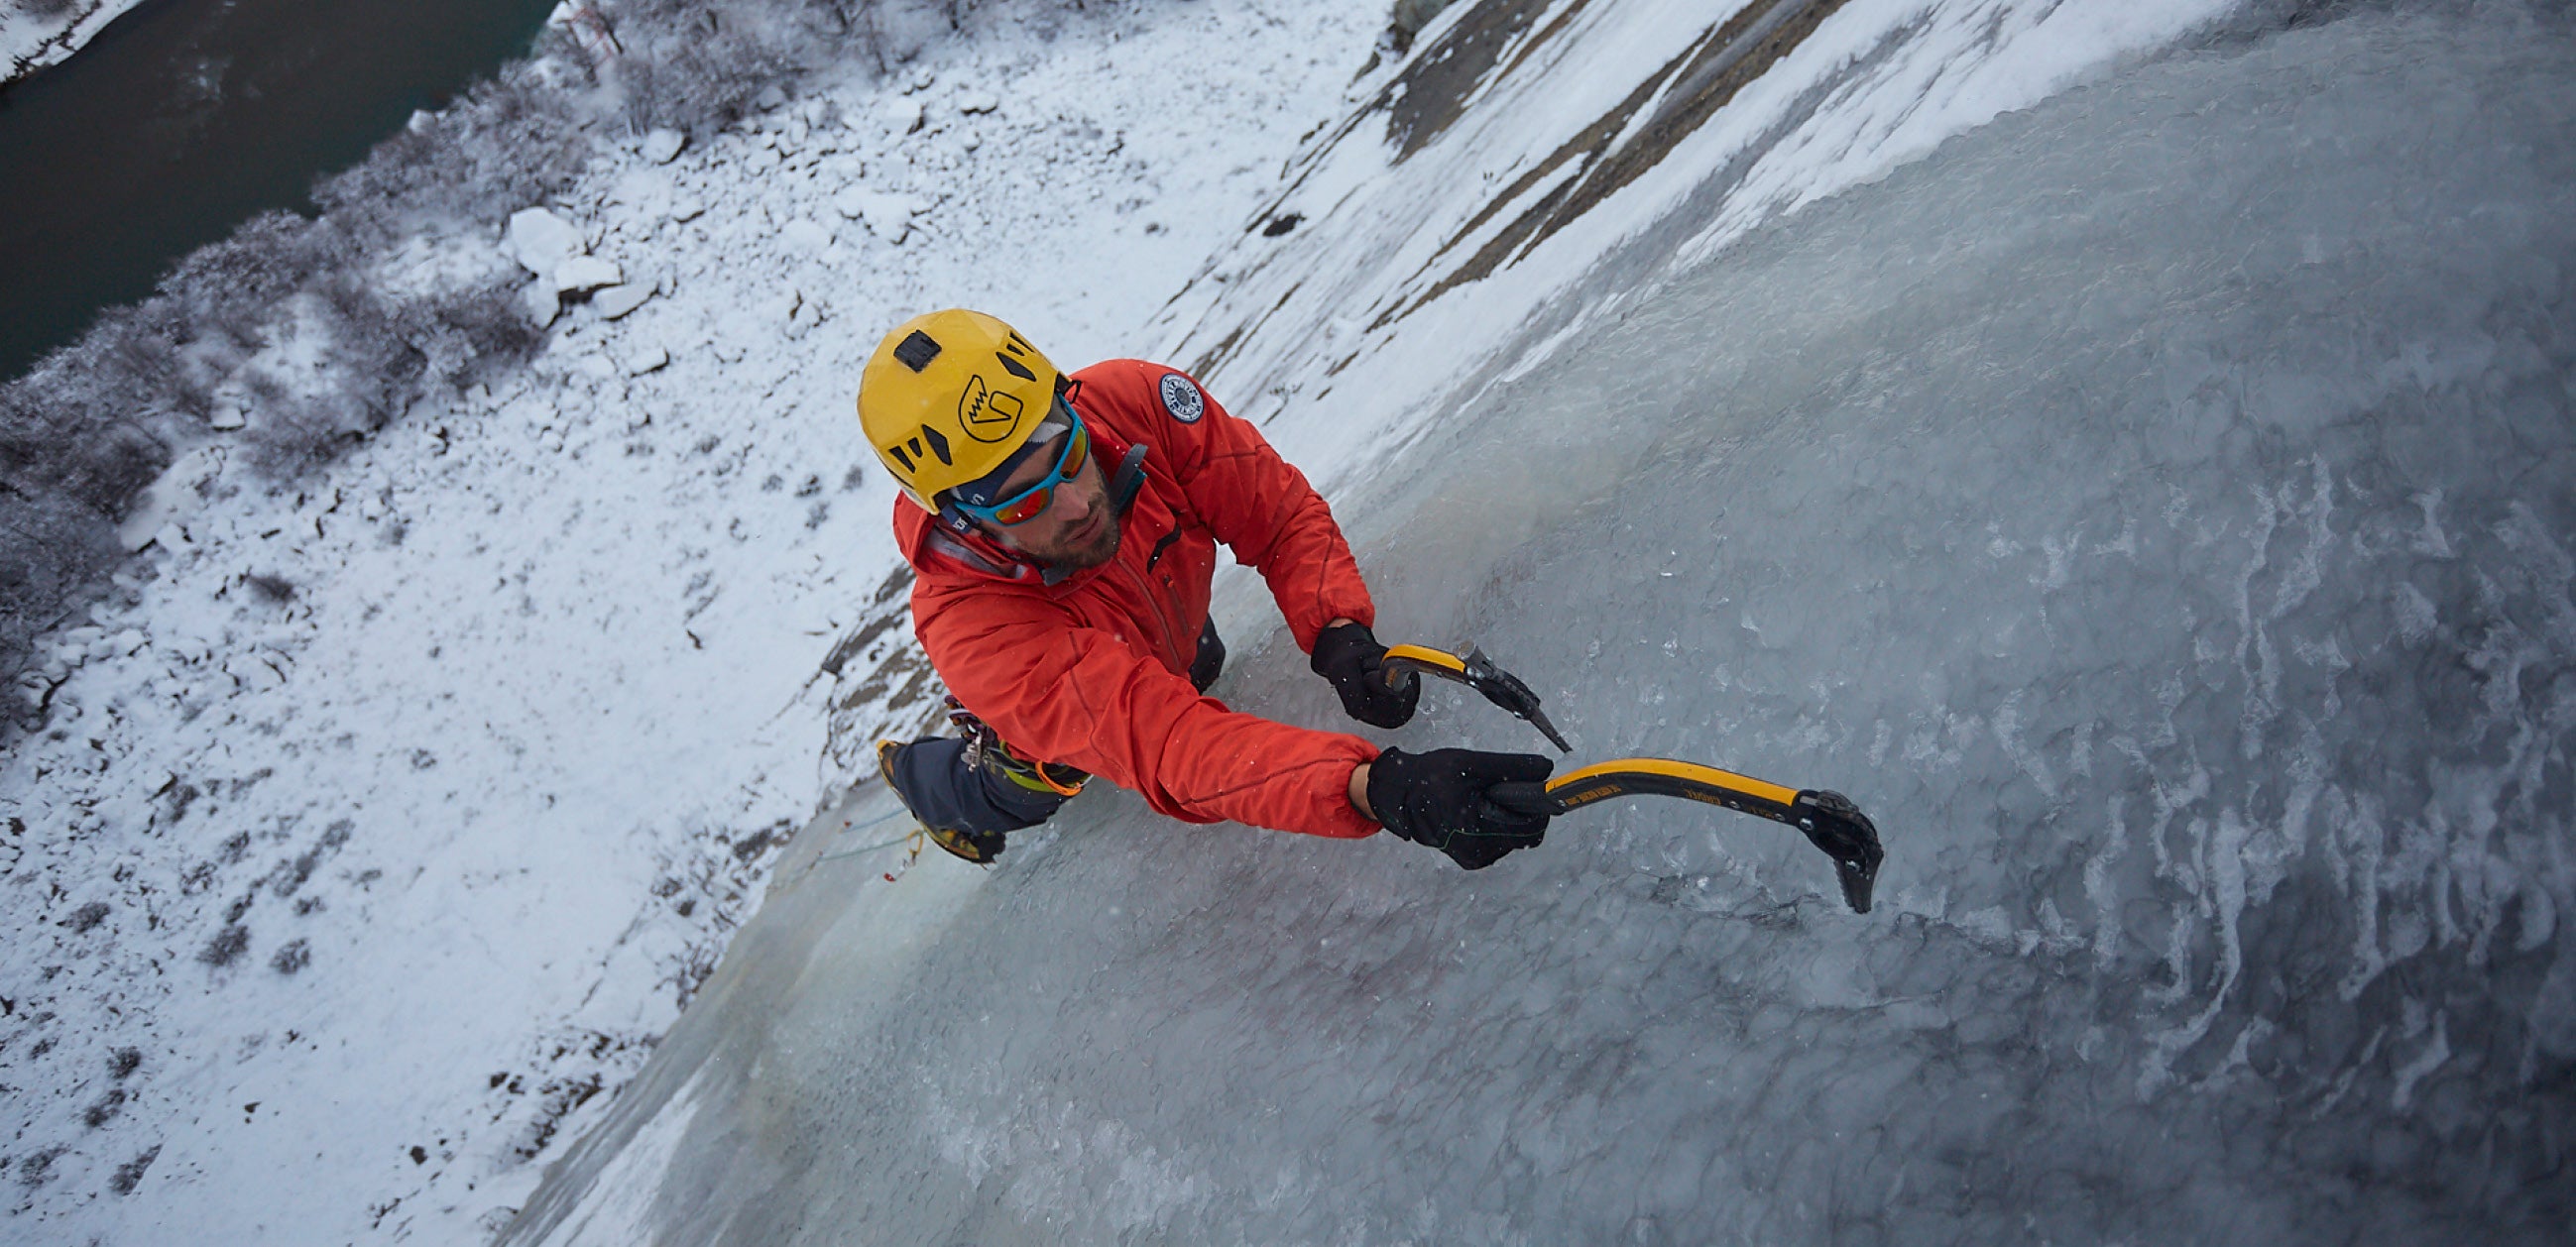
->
[949, 700, 1091, 799]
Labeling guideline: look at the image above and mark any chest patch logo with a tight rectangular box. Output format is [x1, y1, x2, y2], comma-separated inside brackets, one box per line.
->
[1158, 373, 1204, 423]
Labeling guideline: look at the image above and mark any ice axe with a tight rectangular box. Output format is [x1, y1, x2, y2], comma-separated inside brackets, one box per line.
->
[1376, 644, 1881, 911]
[1488, 758, 1883, 913]
[1378, 643, 1572, 752]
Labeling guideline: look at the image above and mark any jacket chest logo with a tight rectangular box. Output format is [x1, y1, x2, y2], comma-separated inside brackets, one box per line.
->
[1159, 374, 1204, 423]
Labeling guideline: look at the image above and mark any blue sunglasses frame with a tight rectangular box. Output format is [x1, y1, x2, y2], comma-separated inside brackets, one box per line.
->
[947, 398, 1091, 527]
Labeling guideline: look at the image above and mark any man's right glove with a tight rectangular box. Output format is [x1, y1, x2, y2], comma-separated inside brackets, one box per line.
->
[1311, 622, 1419, 729]
[1366, 746, 1553, 870]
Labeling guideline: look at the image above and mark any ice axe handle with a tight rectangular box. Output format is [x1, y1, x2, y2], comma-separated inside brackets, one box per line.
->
[1486, 781, 1565, 818]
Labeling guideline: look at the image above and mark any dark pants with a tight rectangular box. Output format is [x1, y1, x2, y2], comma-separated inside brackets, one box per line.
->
[888, 620, 1226, 835]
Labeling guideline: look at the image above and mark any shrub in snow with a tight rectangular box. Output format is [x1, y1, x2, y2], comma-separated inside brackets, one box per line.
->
[197, 924, 251, 967]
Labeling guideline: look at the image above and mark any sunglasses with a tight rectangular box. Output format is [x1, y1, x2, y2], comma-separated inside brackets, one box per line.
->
[948, 400, 1092, 527]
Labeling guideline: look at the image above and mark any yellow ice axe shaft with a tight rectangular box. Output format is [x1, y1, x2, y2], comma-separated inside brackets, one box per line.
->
[1489, 757, 1884, 914]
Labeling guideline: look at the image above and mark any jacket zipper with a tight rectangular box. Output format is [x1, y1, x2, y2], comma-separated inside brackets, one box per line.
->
[1114, 548, 1188, 672]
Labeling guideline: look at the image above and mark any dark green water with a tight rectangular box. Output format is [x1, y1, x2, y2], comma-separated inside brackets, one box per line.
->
[0, 0, 562, 383]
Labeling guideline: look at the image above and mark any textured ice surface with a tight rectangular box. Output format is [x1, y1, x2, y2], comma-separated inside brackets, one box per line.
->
[510, 8, 2575, 1243]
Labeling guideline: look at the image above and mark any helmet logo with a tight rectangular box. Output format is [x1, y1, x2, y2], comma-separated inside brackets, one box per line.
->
[958, 374, 1025, 443]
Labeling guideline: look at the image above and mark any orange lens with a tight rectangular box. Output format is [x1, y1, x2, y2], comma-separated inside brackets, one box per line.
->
[988, 485, 1053, 525]
[956, 412, 1091, 526]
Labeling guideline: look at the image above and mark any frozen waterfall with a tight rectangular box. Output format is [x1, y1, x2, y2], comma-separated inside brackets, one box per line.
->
[506, 7, 2575, 1243]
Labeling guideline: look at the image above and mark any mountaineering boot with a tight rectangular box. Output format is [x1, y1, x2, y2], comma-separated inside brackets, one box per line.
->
[878, 738, 1009, 864]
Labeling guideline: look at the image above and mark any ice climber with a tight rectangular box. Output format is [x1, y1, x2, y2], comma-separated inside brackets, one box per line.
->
[858, 309, 1556, 867]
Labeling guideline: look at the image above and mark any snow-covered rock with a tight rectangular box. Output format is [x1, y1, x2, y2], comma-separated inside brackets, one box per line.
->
[955, 89, 999, 114]
[831, 189, 924, 244]
[624, 344, 670, 376]
[779, 219, 834, 253]
[523, 279, 563, 326]
[594, 283, 655, 319]
[642, 129, 688, 165]
[116, 447, 226, 552]
[555, 255, 625, 295]
[507, 207, 588, 278]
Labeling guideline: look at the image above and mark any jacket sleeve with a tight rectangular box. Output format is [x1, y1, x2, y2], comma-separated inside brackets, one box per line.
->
[914, 582, 1382, 838]
[1105, 362, 1375, 653]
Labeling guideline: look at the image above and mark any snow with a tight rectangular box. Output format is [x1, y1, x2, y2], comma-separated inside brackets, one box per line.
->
[0, 0, 1384, 1239]
[0, 0, 144, 86]
[5, 0, 2572, 1241]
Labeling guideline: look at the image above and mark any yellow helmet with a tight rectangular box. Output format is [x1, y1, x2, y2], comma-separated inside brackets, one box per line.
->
[858, 309, 1062, 512]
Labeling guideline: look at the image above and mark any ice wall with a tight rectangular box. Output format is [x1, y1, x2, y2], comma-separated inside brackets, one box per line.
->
[508, 5, 2575, 1243]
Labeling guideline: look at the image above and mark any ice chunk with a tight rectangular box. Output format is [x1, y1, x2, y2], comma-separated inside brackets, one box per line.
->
[883, 97, 924, 134]
[642, 129, 687, 165]
[624, 344, 669, 376]
[555, 256, 625, 295]
[955, 89, 998, 115]
[507, 207, 586, 277]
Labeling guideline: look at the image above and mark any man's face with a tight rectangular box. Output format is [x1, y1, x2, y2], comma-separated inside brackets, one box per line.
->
[976, 431, 1120, 569]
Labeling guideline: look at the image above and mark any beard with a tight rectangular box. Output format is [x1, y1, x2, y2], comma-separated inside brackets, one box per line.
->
[1046, 513, 1121, 570]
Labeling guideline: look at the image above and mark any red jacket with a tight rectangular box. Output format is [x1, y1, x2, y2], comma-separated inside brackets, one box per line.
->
[893, 359, 1383, 839]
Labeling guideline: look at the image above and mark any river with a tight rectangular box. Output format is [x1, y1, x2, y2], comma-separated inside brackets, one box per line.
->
[0, 0, 559, 382]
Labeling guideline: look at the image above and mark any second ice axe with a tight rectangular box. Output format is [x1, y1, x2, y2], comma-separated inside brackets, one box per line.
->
[1378, 643, 1572, 752]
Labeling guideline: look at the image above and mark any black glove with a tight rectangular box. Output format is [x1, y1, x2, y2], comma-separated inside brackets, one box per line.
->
[1366, 746, 1553, 869]
[1311, 622, 1418, 729]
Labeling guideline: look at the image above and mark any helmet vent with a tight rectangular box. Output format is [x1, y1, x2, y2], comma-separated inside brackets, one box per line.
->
[892, 330, 942, 373]
[994, 351, 1036, 382]
[921, 424, 953, 466]
[889, 442, 917, 473]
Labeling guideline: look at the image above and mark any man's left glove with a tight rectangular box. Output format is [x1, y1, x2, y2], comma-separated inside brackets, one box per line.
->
[1311, 622, 1419, 729]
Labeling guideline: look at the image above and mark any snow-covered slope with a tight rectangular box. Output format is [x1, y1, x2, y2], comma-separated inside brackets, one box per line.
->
[0, 0, 1382, 1239]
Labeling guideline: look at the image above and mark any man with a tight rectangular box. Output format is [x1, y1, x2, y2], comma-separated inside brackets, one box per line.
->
[858, 308, 1554, 867]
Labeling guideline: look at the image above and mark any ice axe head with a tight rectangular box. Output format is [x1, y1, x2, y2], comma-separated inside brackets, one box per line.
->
[1377, 643, 1572, 752]
[1790, 790, 1883, 913]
